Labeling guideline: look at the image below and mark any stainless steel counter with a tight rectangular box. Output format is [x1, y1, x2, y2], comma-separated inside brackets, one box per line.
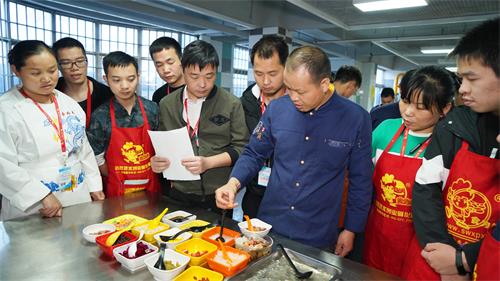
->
[0, 192, 400, 280]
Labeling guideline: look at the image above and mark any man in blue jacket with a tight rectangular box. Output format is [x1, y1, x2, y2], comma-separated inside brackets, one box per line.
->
[215, 46, 372, 255]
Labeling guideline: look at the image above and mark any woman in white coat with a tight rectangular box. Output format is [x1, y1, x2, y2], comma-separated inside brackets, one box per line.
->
[0, 40, 104, 220]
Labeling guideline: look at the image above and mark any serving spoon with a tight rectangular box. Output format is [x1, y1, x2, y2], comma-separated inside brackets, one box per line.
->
[277, 244, 313, 279]
[170, 214, 195, 223]
[216, 209, 227, 242]
[159, 223, 214, 242]
[147, 207, 169, 229]
[127, 230, 144, 258]
[105, 223, 135, 247]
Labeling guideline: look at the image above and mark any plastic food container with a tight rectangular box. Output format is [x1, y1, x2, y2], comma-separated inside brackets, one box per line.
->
[113, 240, 158, 272]
[173, 265, 224, 281]
[201, 226, 241, 248]
[102, 214, 148, 230]
[206, 246, 251, 277]
[145, 249, 190, 281]
[82, 223, 116, 243]
[179, 220, 214, 238]
[132, 221, 170, 244]
[234, 235, 273, 261]
[162, 210, 197, 228]
[95, 231, 138, 258]
[154, 227, 193, 250]
[175, 238, 218, 267]
[237, 218, 272, 238]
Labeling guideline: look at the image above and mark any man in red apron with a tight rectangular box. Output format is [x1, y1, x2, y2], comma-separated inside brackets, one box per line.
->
[87, 51, 159, 197]
[402, 18, 500, 280]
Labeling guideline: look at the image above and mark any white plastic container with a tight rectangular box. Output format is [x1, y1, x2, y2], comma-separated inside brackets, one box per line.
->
[113, 241, 159, 272]
[162, 210, 197, 228]
[237, 218, 272, 238]
[154, 227, 193, 249]
[145, 249, 190, 281]
[82, 223, 116, 243]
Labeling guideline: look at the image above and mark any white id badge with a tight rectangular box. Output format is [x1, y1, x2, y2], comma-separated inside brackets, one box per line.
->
[257, 166, 271, 187]
[58, 166, 73, 191]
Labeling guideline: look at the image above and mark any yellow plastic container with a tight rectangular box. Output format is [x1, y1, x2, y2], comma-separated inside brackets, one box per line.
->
[175, 238, 218, 267]
[179, 219, 214, 238]
[103, 214, 147, 230]
[173, 265, 224, 281]
[132, 221, 170, 244]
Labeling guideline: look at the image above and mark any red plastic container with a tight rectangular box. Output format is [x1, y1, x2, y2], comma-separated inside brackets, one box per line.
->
[95, 231, 137, 258]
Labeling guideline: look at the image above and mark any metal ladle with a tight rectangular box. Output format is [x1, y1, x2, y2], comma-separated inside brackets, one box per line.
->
[277, 244, 313, 279]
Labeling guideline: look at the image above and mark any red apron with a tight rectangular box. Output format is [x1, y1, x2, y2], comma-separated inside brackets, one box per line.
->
[105, 98, 159, 197]
[473, 229, 500, 281]
[364, 124, 430, 277]
[402, 141, 500, 280]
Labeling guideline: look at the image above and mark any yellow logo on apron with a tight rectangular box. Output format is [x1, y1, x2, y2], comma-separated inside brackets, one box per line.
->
[121, 141, 150, 164]
[380, 173, 411, 207]
[445, 178, 493, 230]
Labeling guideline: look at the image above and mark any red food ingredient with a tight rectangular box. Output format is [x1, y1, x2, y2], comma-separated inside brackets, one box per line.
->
[120, 242, 153, 259]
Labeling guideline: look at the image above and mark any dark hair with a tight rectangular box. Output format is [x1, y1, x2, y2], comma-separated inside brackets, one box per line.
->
[333, 65, 362, 87]
[285, 46, 331, 83]
[102, 51, 138, 76]
[149, 36, 182, 60]
[8, 40, 55, 71]
[380, 87, 395, 98]
[52, 37, 86, 60]
[399, 69, 416, 100]
[449, 18, 499, 77]
[181, 40, 219, 70]
[404, 66, 456, 114]
[251, 35, 289, 66]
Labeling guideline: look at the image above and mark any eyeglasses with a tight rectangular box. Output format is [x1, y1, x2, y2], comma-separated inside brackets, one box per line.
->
[59, 59, 88, 69]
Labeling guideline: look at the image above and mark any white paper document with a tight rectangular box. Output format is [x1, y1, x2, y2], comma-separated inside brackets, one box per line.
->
[148, 127, 201, 181]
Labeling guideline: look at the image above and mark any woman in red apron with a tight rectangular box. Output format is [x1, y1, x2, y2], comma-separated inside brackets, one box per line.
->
[105, 96, 159, 197]
[363, 66, 455, 277]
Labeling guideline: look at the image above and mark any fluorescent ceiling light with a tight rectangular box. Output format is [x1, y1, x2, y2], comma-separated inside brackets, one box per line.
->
[421, 47, 454, 54]
[445, 67, 458, 72]
[353, 0, 427, 12]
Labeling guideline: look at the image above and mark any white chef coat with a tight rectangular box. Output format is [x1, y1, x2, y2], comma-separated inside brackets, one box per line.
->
[0, 86, 103, 220]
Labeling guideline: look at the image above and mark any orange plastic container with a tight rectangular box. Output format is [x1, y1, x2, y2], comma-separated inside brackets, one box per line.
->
[206, 246, 251, 277]
[95, 230, 137, 258]
[201, 226, 241, 248]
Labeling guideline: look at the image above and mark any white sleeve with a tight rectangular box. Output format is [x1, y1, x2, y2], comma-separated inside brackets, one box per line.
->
[0, 112, 50, 211]
[79, 133, 103, 193]
[95, 152, 106, 166]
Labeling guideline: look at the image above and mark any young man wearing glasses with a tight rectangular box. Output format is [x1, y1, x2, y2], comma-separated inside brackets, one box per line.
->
[53, 37, 112, 127]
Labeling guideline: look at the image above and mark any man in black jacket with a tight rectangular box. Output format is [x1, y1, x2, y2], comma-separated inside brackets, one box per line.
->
[240, 35, 288, 217]
[53, 37, 112, 128]
[150, 37, 185, 104]
[403, 18, 499, 280]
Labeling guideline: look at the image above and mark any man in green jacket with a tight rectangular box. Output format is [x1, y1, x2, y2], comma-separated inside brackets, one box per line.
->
[151, 40, 249, 212]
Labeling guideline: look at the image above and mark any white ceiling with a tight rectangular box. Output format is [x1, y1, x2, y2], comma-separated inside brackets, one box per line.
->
[32, 0, 499, 71]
